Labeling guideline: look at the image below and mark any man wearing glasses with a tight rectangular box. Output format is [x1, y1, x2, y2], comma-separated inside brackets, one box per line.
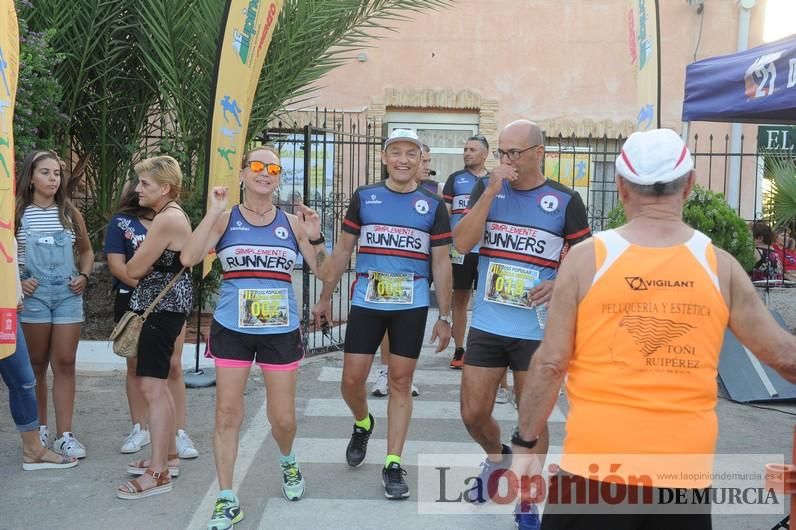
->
[453, 120, 590, 527]
[442, 135, 490, 369]
[315, 129, 453, 500]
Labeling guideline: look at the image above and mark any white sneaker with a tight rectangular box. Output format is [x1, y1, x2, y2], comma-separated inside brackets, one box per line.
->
[411, 383, 420, 397]
[38, 425, 49, 448]
[496, 386, 513, 404]
[120, 423, 151, 454]
[176, 429, 199, 459]
[53, 432, 86, 459]
[371, 369, 389, 397]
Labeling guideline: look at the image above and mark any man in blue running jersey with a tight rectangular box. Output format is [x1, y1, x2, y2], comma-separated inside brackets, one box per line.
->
[443, 135, 490, 369]
[372, 142, 438, 398]
[315, 129, 453, 500]
[453, 120, 591, 521]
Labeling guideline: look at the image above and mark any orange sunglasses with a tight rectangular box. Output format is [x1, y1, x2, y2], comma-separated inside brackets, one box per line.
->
[246, 160, 282, 176]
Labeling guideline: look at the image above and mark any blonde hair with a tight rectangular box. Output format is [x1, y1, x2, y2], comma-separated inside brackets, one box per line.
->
[241, 145, 280, 169]
[134, 155, 183, 198]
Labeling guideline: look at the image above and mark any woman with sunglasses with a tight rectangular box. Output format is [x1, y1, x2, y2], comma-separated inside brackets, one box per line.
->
[181, 146, 327, 530]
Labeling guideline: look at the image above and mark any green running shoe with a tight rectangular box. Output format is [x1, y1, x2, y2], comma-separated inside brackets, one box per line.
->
[207, 496, 244, 530]
[281, 461, 306, 501]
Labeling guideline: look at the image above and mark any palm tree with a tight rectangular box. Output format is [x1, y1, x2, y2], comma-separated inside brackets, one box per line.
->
[21, 0, 455, 236]
[767, 155, 796, 233]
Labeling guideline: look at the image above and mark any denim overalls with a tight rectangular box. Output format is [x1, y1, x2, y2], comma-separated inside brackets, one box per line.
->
[19, 217, 84, 324]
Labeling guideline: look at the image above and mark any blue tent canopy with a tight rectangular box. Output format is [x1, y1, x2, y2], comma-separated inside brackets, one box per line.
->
[682, 34, 796, 124]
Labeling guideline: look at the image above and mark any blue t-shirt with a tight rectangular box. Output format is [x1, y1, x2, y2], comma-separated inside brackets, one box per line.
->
[468, 178, 591, 340]
[103, 214, 148, 291]
[342, 181, 452, 311]
[443, 169, 487, 253]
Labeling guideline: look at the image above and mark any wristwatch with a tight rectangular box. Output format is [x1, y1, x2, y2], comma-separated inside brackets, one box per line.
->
[511, 426, 539, 449]
[438, 315, 451, 325]
[308, 234, 326, 246]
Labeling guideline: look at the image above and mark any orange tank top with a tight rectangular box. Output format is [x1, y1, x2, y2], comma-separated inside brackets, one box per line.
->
[560, 230, 729, 488]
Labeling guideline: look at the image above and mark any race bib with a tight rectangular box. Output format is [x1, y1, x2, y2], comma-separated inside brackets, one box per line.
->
[238, 288, 289, 328]
[365, 271, 414, 304]
[450, 246, 465, 265]
[484, 261, 539, 309]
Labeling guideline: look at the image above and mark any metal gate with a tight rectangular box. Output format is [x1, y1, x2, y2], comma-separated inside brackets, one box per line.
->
[260, 110, 382, 355]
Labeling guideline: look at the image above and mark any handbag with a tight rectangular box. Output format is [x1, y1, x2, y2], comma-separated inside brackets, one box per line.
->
[109, 268, 186, 358]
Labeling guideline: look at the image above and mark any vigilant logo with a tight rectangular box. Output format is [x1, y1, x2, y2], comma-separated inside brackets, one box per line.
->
[625, 277, 695, 291]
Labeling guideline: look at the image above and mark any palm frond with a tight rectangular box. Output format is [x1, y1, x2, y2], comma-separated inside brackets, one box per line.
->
[769, 156, 796, 230]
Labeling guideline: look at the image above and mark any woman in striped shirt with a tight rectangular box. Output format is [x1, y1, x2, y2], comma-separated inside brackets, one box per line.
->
[15, 150, 94, 459]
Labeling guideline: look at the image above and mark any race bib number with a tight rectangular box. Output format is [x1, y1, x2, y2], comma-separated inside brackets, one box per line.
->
[484, 261, 539, 309]
[450, 246, 465, 265]
[365, 271, 414, 304]
[238, 288, 289, 328]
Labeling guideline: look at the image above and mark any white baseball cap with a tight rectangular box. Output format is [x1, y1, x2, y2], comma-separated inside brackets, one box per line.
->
[384, 129, 422, 150]
[615, 129, 694, 185]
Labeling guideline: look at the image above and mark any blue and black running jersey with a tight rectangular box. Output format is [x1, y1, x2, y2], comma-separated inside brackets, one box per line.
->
[342, 181, 452, 310]
[419, 178, 440, 195]
[443, 169, 487, 252]
[213, 206, 300, 334]
[468, 178, 591, 340]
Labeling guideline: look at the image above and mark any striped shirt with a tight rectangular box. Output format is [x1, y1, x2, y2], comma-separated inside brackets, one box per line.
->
[16, 204, 76, 265]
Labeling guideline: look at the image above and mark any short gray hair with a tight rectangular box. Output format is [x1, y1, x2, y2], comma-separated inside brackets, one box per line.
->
[620, 173, 690, 197]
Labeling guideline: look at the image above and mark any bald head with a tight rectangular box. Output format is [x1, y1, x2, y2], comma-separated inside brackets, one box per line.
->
[502, 119, 544, 147]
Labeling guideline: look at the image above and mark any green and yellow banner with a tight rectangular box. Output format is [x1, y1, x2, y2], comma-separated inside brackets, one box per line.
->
[0, 0, 19, 357]
[203, 0, 284, 276]
[627, 0, 661, 131]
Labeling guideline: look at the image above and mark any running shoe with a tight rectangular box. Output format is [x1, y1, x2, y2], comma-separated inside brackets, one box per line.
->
[449, 347, 465, 369]
[345, 413, 374, 467]
[382, 462, 410, 499]
[121, 423, 151, 454]
[176, 429, 199, 459]
[371, 368, 389, 397]
[514, 501, 541, 530]
[280, 460, 306, 501]
[38, 425, 49, 448]
[53, 432, 86, 459]
[207, 496, 244, 530]
[465, 444, 512, 503]
[495, 386, 513, 404]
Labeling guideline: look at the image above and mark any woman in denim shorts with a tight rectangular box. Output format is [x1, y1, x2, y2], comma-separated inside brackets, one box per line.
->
[15, 150, 94, 459]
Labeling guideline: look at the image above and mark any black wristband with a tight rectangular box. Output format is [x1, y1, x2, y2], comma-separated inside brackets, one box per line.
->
[79, 272, 90, 281]
[309, 234, 326, 246]
[511, 426, 539, 449]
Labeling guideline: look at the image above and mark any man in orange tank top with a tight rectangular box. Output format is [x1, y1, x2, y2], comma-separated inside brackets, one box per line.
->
[510, 129, 796, 529]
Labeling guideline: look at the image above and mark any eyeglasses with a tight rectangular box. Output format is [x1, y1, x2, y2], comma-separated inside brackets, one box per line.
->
[246, 160, 282, 176]
[493, 144, 541, 161]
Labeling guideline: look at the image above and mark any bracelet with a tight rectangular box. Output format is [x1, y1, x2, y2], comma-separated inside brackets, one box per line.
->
[79, 272, 90, 281]
[309, 234, 326, 246]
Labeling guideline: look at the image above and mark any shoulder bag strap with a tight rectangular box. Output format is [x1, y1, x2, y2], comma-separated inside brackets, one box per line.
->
[141, 267, 187, 320]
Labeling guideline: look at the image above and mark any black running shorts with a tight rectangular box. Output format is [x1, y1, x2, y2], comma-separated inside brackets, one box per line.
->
[452, 252, 479, 290]
[345, 305, 429, 359]
[464, 327, 540, 371]
[207, 319, 304, 370]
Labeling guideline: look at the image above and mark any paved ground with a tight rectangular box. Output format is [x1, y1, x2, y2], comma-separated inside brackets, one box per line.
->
[1, 314, 796, 530]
